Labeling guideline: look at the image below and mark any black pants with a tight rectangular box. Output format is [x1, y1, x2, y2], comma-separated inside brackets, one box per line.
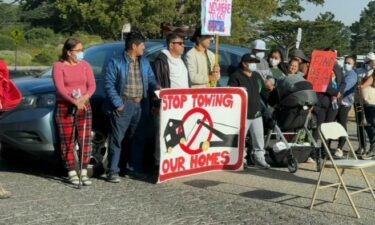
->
[336, 105, 351, 149]
[364, 105, 375, 148]
[313, 106, 338, 140]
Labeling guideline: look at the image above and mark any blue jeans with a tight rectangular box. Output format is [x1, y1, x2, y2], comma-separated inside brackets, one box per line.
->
[127, 105, 149, 173]
[107, 101, 141, 175]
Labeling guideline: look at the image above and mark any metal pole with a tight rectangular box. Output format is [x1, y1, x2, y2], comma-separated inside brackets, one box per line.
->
[15, 44, 18, 72]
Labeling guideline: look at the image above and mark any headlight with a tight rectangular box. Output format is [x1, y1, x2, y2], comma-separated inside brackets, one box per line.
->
[18, 93, 56, 109]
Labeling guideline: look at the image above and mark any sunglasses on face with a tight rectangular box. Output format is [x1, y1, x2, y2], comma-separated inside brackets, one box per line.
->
[172, 42, 185, 46]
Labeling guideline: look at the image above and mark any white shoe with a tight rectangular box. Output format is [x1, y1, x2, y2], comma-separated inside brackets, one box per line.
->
[334, 148, 344, 158]
[306, 157, 316, 163]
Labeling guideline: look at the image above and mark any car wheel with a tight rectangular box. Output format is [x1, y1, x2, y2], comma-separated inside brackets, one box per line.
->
[73, 130, 108, 177]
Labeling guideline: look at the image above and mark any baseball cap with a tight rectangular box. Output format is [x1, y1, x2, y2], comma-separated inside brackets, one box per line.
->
[250, 39, 268, 51]
[241, 53, 260, 63]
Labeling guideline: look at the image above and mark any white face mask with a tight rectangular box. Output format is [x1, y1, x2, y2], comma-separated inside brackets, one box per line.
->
[248, 63, 257, 72]
[269, 58, 280, 66]
[344, 64, 352, 72]
[255, 52, 265, 60]
[75, 51, 84, 61]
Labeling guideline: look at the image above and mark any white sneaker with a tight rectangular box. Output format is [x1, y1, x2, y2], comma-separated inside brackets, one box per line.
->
[334, 148, 344, 158]
[306, 157, 316, 163]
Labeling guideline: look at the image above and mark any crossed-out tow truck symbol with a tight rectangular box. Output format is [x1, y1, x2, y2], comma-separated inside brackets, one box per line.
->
[163, 108, 239, 155]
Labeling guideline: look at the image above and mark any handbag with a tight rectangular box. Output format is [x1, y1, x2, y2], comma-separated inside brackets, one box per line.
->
[361, 86, 375, 105]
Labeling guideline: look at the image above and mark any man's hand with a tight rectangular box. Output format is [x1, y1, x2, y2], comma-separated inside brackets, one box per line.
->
[117, 105, 125, 112]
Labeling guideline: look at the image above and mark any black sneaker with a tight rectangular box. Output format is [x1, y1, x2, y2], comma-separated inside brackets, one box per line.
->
[124, 170, 148, 180]
[106, 173, 121, 183]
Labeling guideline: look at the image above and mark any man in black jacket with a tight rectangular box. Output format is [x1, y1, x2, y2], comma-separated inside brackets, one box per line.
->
[154, 33, 191, 89]
[152, 33, 191, 168]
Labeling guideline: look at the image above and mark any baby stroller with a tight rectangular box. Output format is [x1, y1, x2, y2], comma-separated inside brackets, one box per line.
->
[264, 75, 319, 173]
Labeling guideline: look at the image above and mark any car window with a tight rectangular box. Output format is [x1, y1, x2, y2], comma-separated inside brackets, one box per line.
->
[217, 49, 241, 87]
[183, 46, 242, 87]
[85, 46, 123, 78]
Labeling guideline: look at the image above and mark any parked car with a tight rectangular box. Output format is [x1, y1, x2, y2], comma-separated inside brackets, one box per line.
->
[0, 40, 248, 175]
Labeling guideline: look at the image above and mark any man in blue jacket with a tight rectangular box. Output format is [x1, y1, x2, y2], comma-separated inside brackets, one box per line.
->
[103, 32, 158, 183]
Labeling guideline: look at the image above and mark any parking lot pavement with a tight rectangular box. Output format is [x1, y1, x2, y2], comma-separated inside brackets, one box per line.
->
[1, 122, 375, 225]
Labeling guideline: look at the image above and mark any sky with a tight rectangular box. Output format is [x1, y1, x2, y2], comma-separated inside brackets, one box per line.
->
[299, 0, 371, 26]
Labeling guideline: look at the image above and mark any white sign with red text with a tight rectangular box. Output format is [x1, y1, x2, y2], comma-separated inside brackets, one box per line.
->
[201, 0, 232, 36]
[158, 88, 247, 182]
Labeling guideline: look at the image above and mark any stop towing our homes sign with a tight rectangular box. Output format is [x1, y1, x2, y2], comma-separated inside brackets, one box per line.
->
[158, 88, 247, 183]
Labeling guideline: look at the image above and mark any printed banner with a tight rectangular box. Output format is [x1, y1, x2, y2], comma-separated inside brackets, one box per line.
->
[307, 50, 337, 92]
[158, 88, 247, 182]
[201, 0, 232, 36]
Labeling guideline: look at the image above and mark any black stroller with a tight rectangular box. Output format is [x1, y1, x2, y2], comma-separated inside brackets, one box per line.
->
[264, 75, 319, 173]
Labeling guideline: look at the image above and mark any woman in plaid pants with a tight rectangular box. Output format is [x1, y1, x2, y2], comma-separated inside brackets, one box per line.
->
[53, 38, 96, 186]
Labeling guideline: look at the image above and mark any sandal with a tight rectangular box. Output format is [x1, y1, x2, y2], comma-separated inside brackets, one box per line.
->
[0, 187, 11, 199]
[67, 173, 79, 185]
[81, 175, 92, 186]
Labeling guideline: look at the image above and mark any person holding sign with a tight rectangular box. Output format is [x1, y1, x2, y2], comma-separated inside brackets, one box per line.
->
[312, 49, 346, 159]
[186, 27, 220, 88]
[228, 54, 270, 169]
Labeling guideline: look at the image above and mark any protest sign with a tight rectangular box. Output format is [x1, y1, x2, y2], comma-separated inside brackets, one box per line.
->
[307, 50, 337, 92]
[158, 88, 247, 182]
[201, 0, 232, 36]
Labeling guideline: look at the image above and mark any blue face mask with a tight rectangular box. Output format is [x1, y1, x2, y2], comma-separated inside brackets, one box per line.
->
[248, 63, 257, 72]
[75, 51, 84, 61]
[344, 64, 352, 72]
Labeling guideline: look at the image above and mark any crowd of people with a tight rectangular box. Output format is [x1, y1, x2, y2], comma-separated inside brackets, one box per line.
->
[48, 29, 375, 183]
[2, 27, 375, 190]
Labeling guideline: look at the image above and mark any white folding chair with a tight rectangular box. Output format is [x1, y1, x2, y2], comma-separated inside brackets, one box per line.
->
[310, 122, 375, 218]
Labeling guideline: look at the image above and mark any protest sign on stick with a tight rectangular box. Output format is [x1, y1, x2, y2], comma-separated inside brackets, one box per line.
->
[307, 50, 337, 92]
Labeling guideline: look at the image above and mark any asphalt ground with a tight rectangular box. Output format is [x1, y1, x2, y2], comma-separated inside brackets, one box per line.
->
[1, 122, 375, 225]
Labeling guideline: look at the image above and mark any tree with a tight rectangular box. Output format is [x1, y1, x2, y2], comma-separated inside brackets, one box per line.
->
[16, 0, 327, 45]
[276, 0, 324, 19]
[0, 2, 21, 28]
[350, 1, 375, 54]
[263, 13, 350, 59]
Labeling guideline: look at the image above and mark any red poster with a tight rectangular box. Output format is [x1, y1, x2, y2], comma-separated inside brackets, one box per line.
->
[307, 50, 337, 92]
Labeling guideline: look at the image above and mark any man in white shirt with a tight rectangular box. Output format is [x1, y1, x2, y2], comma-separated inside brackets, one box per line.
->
[154, 33, 191, 89]
[153, 33, 191, 169]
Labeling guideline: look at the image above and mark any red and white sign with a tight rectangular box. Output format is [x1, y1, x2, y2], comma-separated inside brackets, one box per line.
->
[158, 88, 247, 182]
[307, 50, 337, 92]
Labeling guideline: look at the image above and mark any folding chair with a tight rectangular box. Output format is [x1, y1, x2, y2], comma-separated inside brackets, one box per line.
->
[310, 122, 375, 218]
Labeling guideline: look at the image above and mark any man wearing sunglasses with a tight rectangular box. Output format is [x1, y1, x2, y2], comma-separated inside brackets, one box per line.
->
[154, 33, 191, 89]
[152, 33, 191, 168]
